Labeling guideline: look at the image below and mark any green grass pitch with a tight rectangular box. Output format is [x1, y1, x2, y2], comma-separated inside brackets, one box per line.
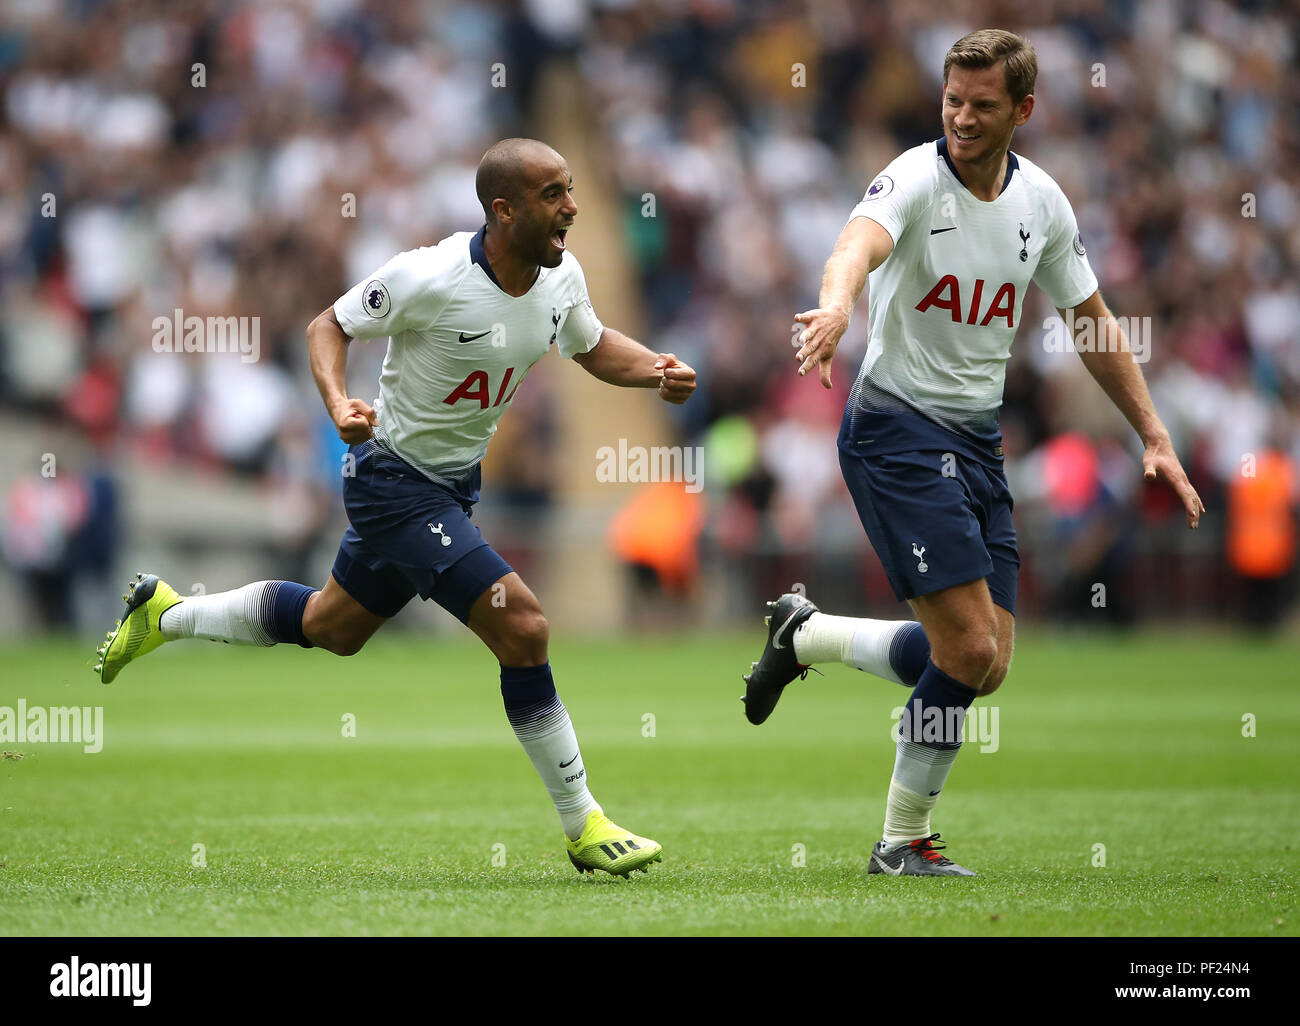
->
[0, 629, 1295, 936]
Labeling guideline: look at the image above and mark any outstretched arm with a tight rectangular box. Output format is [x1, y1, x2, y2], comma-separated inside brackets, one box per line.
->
[794, 216, 895, 388]
[1062, 289, 1205, 528]
[572, 328, 696, 405]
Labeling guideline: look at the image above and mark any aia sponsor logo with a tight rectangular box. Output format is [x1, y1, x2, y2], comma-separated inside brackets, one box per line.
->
[443, 367, 521, 409]
[915, 275, 1016, 327]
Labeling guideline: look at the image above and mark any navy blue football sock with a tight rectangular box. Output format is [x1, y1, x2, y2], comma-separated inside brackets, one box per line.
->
[889, 622, 931, 688]
[499, 662, 560, 729]
[266, 581, 316, 648]
[900, 659, 979, 749]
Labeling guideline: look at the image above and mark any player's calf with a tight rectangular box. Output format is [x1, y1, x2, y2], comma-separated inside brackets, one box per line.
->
[977, 610, 1015, 696]
[300, 582, 387, 656]
[467, 574, 549, 666]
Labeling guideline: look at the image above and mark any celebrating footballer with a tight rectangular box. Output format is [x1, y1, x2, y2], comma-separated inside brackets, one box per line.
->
[95, 138, 696, 878]
[743, 29, 1205, 877]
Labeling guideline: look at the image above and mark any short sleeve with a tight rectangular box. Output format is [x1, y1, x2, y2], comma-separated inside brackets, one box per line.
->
[555, 257, 605, 359]
[845, 149, 933, 245]
[1032, 188, 1099, 310]
[333, 244, 456, 340]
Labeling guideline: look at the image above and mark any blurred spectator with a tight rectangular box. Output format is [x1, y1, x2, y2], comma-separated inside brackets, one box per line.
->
[1019, 432, 1136, 626]
[3, 449, 118, 632]
[1227, 444, 1298, 629]
[0, 0, 1295, 627]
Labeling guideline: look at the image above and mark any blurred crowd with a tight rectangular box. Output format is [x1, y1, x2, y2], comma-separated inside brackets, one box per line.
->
[580, 0, 1300, 623]
[1, 0, 1296, 629]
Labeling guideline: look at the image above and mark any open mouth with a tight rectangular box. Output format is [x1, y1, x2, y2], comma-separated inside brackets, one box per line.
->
[551, 226, 570, 250]
[953, 130, 980, 145]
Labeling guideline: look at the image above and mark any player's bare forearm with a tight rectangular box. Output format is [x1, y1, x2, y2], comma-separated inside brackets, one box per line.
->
[307, 308, 350, 413]
[573, 328, 696, 404]
[573, 329, 658, 386]
[1064, 291, 1204, 527]
[818, 217, 891, 315]
[795, 217, 894, 388]
[1064, 293, 1165, 446]
[307, 306, 376, 442]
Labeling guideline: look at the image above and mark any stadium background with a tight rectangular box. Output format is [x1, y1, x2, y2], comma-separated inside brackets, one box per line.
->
[1, 0, 1297, 640]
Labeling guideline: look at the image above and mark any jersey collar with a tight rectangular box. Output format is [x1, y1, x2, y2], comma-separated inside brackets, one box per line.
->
[470, 225, 504, 289]
[471, 224, 545, 297]
[935, 136, 1018, 196]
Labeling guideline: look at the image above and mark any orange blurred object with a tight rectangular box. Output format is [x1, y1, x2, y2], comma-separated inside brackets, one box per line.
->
[608, 482, 706, 594]
[1227, 450, 1297, 579]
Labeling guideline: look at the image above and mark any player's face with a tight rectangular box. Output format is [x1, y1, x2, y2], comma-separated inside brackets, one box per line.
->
[517, 158, 578, 268]
[941, 63, 1031, 165]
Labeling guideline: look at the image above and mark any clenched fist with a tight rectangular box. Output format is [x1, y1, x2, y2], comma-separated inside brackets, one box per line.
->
[331, 397, 377, 443]
[654, 353, 697, 405]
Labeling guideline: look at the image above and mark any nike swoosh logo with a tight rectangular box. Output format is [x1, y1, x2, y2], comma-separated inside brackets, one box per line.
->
[458, 330, 491, 344]
[559, 753, 579, 768]
[771, 611, 794, 649]
[930, 226, 958, 235]
[929, 790, 942, 796]
[875, 853, 905, 876]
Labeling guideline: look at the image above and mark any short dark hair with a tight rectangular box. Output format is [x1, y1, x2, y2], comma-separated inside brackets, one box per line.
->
[475, 138, 557, 221]
[943, 29, 1037, 104]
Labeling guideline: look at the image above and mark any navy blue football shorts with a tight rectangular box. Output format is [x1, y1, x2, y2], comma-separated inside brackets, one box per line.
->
[837, 433, 1019, 616]
[330, 440, 513, 624]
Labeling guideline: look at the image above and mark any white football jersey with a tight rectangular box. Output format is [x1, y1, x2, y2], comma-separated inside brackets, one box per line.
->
[333, 227, 604, 480]
[845, 138, 1097, 455]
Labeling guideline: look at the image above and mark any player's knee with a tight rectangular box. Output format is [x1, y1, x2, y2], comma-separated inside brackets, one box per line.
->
[486, 607, 548, 665]
[954, 630, 999, 683]
[979, 658, 1009, 696]
[510, 608, 549, 653]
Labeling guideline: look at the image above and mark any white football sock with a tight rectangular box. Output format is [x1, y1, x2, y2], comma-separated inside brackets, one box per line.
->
[508, 694, 600, 840]
[794, 613, 916, 685]
[881, 736, 960, 844]
[159, 583, 284, 646]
